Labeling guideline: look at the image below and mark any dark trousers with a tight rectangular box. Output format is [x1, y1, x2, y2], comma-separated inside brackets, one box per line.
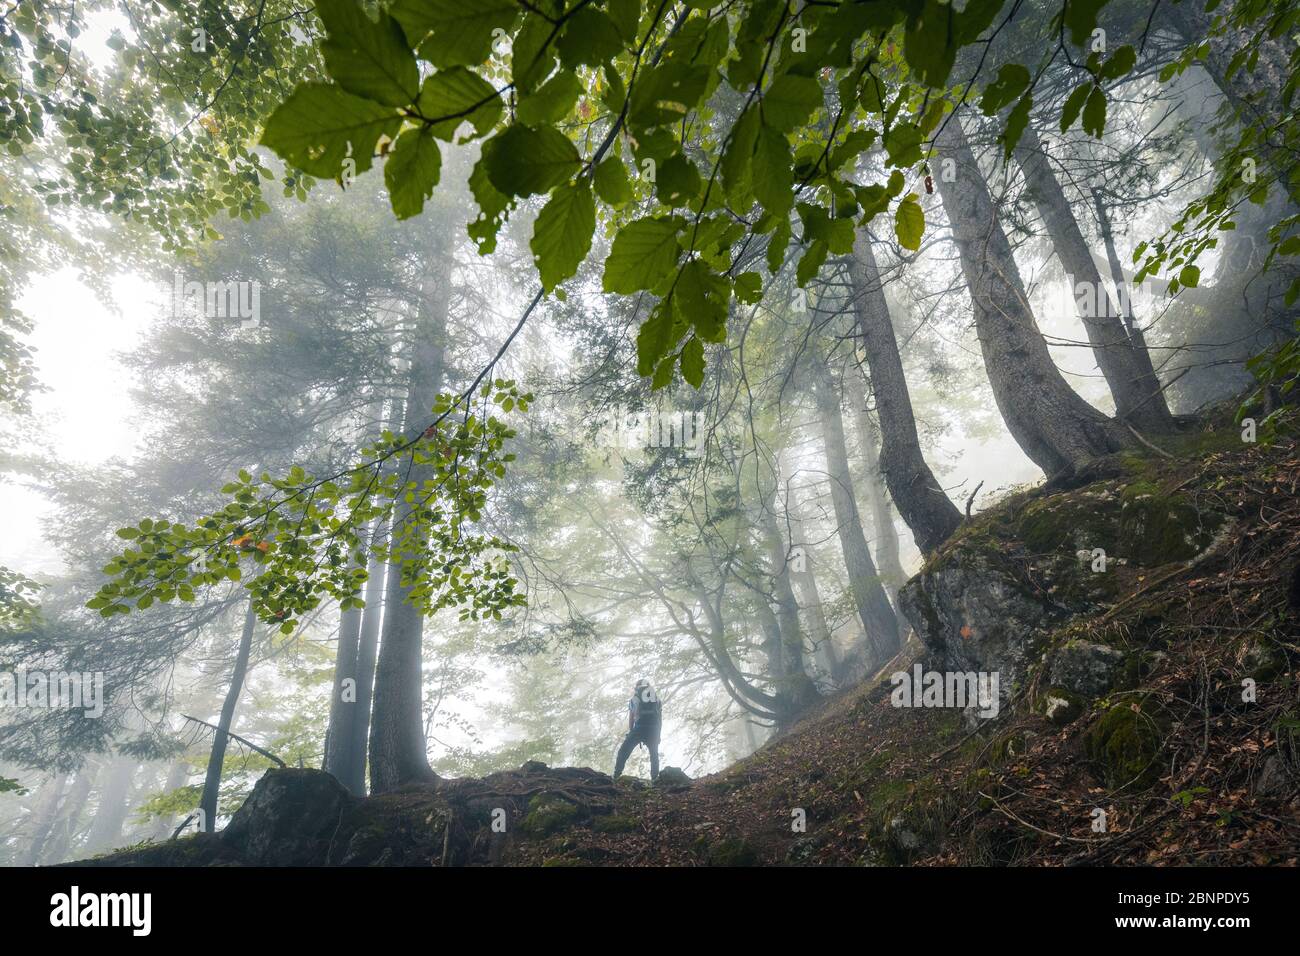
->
[613, 720, 660, 781]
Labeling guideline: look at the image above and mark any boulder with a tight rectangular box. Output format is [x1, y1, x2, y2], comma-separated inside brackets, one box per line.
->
[898, 553, 1064, 705]
[222, 768, 353, 866]
[1049, 641, 1126, 698]
[655, 766, 692, 787]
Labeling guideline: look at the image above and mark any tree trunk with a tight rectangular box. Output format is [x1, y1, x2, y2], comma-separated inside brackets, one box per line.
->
[40, 764, 96, 864]
[845, 231, 962, 552]
[762, 511, 820, 714]
[842, 367, 908, 600]
[81, 757, 136, 855]
[199, 597, 256, 831]
[323, 536, 366, 791]
[346, 539, 387, 794]
[1017, 125, 1175, 433]
[785, 504, 840, 683]
[148, 761, 190, 841]
[932, 115, 1131, 475]
[808, 353, 901, 665]
[19, 773, 66, 866]
[368, 231, 452, 794]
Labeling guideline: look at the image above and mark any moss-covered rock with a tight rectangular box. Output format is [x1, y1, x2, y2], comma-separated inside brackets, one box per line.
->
[701, 835, 760, 866]
[1118, 481, 1222, 566]
[1084, 702, 1167, 790]
[591, 814, 640, 834]
[520, 794, 582, 837]
[1038, 686, 1085, 726]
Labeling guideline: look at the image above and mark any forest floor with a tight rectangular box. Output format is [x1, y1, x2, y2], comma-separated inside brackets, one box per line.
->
[84, 425, 1300, 866]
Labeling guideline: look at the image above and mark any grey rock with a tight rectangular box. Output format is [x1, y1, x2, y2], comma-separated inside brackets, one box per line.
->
[222, 768, 353, 866]
[899, 554, 1066, 705]
[655, 766, 692, 787]
[1049, 641, 1126, 698]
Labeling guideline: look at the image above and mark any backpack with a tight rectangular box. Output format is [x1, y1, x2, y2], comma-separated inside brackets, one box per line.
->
[635, 686, 661, 723]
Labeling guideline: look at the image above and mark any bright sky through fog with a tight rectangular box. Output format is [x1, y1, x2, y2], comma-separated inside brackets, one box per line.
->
[1, 270, 157, 577]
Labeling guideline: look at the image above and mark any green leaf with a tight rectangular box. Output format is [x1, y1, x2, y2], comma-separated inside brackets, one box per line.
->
[680, 336, 705, 387]
[675, 259, 728, 342]
[1081, 85, 1107, 138]
[468, 139, 512, 253]
[511, 14, 559, 93]
[766, 216, 792, 274]
[557, 8, 625, 68]
[1001, 93, 1032, 159]
[1100, 45, 1137, 81]
[485, 124, 581, 197]
[390, 0, 520, 69]
[517, 71, 583, 126]
[417, 67, 503, 140]
[655, 153, 702, 207]
[1178, 264, 1200, 288]
[721, 106, 760, 207]
[980, 63, 1031, 115]
[593, 156, 633, 207]
[637, 301, 677, 375]
[385, 127, 442, 219]
[762, 74, 822, 132]
[628, 61, 711, 127]
[318, 0, 419, 108]
[883, 121, 924, 168]
[894, 193, 924, 251]
[608, 0, 641, 42]
[603, 216, 684, 294]
[260, 83, 401, 179]
[531, 179, 595, 292]
[797, 238, 829, 286]
[1059, 82, 1091, 132]
[1063, 0, 1108, 46]
[751, 125, 794, 216]
[650, 354, 677, 390]
[734, 272, 763, 304]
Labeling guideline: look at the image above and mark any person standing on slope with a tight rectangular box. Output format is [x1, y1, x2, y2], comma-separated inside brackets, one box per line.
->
[613, 678, 661, 782]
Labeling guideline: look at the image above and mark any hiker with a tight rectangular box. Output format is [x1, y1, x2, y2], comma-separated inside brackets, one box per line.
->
[613, 678, 661, 782]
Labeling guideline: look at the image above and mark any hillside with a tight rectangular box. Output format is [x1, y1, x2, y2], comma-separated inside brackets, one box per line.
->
[81, 425, 1300, 866]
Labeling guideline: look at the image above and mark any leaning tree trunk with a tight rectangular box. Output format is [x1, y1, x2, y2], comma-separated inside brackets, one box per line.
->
[199, 597, 257, 831]
[1017, 125, 1175, 433]
[933, 115, 1131, 475]
[368, 231, 452, 794]
[845, 232, 962, 552]
[843, 367, 908, 599]
[808, 352, 901, 665]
